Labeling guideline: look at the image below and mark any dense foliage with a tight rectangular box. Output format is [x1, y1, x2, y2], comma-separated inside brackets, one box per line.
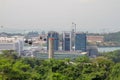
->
[103, 31, 120, 42]
[0, 50, 120, 80]
[100, 50, 120, 63]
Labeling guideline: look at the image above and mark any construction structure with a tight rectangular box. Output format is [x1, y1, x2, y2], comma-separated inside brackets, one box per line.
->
[71, 22, 76, 48]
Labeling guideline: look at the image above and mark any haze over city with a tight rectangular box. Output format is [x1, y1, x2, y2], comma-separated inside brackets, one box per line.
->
[1, 1, 120, 79]
[0, 0, 120, 33]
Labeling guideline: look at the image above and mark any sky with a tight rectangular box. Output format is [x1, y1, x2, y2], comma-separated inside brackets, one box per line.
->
[0, 0, 120, 33]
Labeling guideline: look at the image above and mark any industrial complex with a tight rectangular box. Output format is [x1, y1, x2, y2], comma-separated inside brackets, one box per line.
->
[0, 25, 98, 59]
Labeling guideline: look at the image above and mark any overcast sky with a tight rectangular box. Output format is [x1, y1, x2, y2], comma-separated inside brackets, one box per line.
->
[0, 0, 120, 33]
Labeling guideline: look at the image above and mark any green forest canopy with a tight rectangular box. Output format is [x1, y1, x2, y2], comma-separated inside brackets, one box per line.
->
[0, 50, 120, 80]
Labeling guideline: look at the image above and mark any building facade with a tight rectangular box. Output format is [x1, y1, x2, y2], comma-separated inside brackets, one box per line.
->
[47, 31, 59, 51]
[75, 33, 86, 52]
[0, 37, 24, 56]
[87, 36, 104, 43]
[62, 32, 72, 51]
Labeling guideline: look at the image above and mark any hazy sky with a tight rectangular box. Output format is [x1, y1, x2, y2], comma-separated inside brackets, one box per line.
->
[0, 0, 120, 33]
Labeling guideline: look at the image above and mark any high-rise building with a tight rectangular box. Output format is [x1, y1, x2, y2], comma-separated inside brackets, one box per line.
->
[75, 33, 86, 52]
[47, 31, 59, 51]
[62, 32, 72, 51]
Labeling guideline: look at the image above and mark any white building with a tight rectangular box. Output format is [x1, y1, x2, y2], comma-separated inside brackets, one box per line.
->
[0, 36, 24, 56]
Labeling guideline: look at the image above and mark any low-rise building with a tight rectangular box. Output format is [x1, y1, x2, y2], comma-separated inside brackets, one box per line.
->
[0, 37, 24, 56]
[87, 36, 104, 43]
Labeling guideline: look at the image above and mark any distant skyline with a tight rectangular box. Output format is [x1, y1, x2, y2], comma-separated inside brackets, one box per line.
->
[0, 0, 120, 33]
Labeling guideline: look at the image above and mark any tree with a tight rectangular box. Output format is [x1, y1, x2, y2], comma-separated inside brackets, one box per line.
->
[8, 60, 31, 80]
[75, 56, 89, 63]
[0, 59, 12, 80]
[109, 63, 120, 80]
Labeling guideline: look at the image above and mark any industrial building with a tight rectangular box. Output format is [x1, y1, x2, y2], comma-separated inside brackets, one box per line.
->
[0, 37, 24, 56]
[47, 31, 59, 51]
[75, 33, 87, 52]
[87, 36, 104, 43]
[62, 32, 72, 51]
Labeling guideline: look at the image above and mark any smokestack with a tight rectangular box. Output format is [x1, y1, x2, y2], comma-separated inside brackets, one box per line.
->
[48, 38, 54, 58]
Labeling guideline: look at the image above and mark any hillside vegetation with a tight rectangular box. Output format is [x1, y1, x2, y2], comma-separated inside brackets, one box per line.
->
[0, 50, 120, 80]
[103, 31, 120, 42]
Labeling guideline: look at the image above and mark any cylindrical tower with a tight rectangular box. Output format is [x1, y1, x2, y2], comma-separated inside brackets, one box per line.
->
[48, 38, 54, 58]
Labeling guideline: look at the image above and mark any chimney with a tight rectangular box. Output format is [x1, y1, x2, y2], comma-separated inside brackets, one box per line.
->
[48, 38, 54, 58]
